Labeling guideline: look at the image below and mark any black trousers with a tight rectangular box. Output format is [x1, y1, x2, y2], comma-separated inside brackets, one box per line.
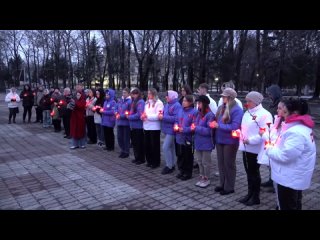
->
[35, 106, 43, 122]
[144, 130, 161, 167]
[131, 128, 145, 162]
[176, 143, 193, 177]
[9, 108, 18, 122]
[243, 152, 261, 196]
[23, 106, 32, 122]
[103, 126, 114, 150]
[62, 112, 71, 137]
[52, 119, 61, 131]
[277, 184, 302, 210]
[86, 116, 97, 143]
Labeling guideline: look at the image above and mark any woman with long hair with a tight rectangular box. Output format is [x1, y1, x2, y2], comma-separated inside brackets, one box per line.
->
[209, 88, 243, 195]
[141, 88, 164, 169]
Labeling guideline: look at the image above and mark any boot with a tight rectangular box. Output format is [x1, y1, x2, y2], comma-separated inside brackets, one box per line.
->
[245, 192, 260, 206]
[239, 177, 253, 203]
[238, 190, 253, 204]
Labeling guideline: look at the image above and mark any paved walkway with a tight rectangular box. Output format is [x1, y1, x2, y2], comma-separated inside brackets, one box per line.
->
[0, 93, 319, 210]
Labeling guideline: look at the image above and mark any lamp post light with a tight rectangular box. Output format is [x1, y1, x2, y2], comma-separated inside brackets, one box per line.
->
[215, 77, 219, 93]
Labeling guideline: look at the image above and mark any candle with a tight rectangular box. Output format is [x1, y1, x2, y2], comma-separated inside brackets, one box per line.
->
[92, 106, 97, 111]
[173, 123, 179, 132]
[191, 123, 195, 131]
[59, 100, 64, 105]
[231, 129, 241, 138]
[99, 108, 104, 113]
[24, 93, 27, 97]
[50, 110, 55, 117]
[125, 111, 129, 116]
[50, 98, 54, 102]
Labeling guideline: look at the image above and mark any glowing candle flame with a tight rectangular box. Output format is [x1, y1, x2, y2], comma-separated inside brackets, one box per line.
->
[50, 110, 54, 117]
[191, 123, 195, 130]
[231, 129, 241, 138]
[173, 123, 179, 132]
[125, 111, 129, 116]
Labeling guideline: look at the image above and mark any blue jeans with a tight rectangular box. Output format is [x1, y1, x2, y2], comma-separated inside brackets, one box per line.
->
[117, 125, 130, 154]
[71, 137, 86, 147]
[162, 134, 176, 168]
[42, 110, 52, 127]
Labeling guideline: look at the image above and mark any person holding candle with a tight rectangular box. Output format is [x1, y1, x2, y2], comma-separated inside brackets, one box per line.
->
[116, 88, 132, 158]
[193, 95, 215, 188]
[141, 88, 164, 169]
[70, 91, 86, 149]
[85, 89, 97, 144]
[39, 89, 52, 128]
[265, 98, 316, 210]
[238, 91, 273, 205]
[93, 88, 105, 147]
[128, 88, 146, 165]
[175, 95, 198, 180]
[20, 84, 34, 123]
[59, 88, 73, 139]
[101, 89, 117, 151]
[5, 87, 20, 124]
[261, 84, 283, 191]
[258, 101, 285, 209]
[209, 88, 243, 195]
[159, 90, 182, 174]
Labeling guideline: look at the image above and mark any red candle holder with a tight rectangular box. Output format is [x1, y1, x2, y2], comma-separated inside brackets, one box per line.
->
[231, 129, 241, 138]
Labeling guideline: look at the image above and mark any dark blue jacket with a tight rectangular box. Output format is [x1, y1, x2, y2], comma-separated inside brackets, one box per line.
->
[214, 104, 243, 145]
[116, 97, 132, 126]
[175, 106, 198, 145]
[128, 98, 145, 129]
[194, 110, 215, 151]
[161, 99, 182, 135]
[101, 89, 116, 128]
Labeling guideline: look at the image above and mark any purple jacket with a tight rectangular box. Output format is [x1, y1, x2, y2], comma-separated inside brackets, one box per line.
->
[116, 97, 132, 126]
[101, 89, 117, 128]
[175, 106, 198, 145]
[214, 104, 243, 145]
[161, 99, 182, 135]
[194, 111, 215, 151]
[128, 98, 145, 129]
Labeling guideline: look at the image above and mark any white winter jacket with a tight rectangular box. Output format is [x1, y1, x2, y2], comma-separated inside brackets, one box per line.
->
[257, 115, 283, 165]
[5, 91, 20, 108]
[239, 104, 273, 154]
[143, 99, 164, 131]
[266, 122, 316, 190]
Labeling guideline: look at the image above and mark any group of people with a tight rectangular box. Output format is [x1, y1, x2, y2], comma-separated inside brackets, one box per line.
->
[4, 82, 316, 210]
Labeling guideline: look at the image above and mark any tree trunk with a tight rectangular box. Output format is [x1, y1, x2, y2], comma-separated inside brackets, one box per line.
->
[234, 30, 248, 91]
[164, 31, 172, 90]
[313, 52, 320, 99]
[120, 30, 126, 89]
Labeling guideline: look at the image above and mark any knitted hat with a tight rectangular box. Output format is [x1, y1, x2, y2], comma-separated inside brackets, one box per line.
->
[246, 91, 264, 105]
[167, 90, 178, 100]
[221, 88, 237, 99]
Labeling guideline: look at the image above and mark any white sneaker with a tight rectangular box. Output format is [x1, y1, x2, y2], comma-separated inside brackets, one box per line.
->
[195, 176, 204, 187]
[199, 179, 211, 188]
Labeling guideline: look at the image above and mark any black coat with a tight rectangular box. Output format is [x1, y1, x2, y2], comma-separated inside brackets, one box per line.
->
[20, 90, 34, 107]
